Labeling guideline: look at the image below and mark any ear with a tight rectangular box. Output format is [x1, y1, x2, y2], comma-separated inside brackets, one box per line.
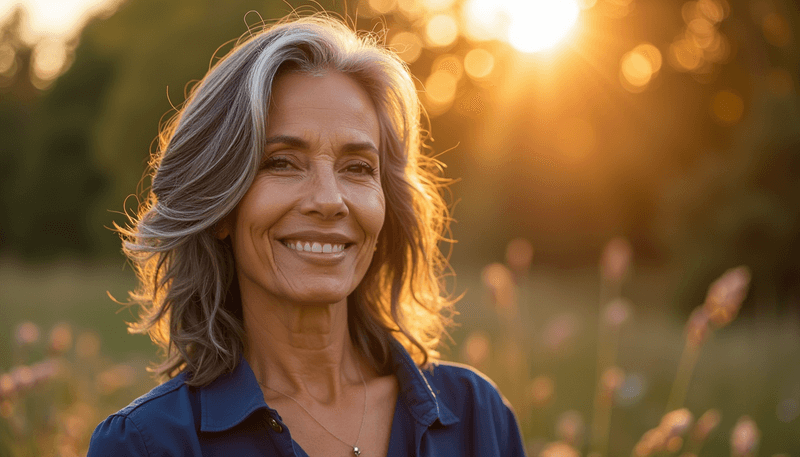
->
[215, 218, 231, 240]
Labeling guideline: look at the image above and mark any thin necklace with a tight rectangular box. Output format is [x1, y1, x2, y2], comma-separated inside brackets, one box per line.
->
[258, 365, 368, 457]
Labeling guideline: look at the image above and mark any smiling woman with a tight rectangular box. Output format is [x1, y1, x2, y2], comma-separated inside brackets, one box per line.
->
[87, 13, 525, 457]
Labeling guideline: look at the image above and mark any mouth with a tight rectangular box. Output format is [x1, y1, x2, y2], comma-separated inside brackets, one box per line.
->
[281, 240, 350, 254]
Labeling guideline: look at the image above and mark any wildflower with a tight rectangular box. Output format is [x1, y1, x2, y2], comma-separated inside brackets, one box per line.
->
[686, 307, 710, 347]
[506, 237, 534, 273]
[702, 266, 751, 327]
[660, 408, 694, 437]
[539, 441, 580, 457]
[481, 263, 517, 315]
[555, 410, 585, 445]
[600, 366, 625, 396]
[634, 427, 667, 456]
[0, 374, 15, 399]
[603, 297, 632, 328]
[600, 237, 632, 283]
[542, 313, 579, 353]
[15, 321, 40, 346]
[529, 376, 555, 407]
[49, 322, 73, 354]
[730, 416, 759, 457]
[75, 331, 101, 359]
[691, 409, 721, 442]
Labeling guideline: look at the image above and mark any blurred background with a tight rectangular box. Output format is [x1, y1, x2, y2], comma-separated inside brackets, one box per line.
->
[0, 0, 798, 455]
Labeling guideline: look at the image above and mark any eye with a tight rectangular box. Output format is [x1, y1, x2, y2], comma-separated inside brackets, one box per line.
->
[261, 156, 295, 171]
[342, 161, 376, 176]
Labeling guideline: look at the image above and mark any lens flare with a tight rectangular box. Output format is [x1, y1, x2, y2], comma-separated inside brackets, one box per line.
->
[463, 0, 580, 53]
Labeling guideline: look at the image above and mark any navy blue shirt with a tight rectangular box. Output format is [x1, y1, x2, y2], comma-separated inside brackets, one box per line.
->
[88, 339, 526, 456]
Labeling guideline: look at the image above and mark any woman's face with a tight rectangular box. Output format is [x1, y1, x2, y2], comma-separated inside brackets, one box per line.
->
[222, 70, 385, 307]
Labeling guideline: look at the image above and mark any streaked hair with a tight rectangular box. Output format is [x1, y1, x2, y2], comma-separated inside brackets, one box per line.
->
[119, 14, 454, 386]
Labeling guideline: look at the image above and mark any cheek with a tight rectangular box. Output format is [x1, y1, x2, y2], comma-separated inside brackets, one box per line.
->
[355, 187, 386, 238]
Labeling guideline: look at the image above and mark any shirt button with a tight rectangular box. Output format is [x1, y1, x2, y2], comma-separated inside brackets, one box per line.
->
[268, 417, 283, 433]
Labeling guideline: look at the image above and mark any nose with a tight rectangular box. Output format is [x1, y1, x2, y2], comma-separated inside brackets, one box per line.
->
[300, 164, 349, 219]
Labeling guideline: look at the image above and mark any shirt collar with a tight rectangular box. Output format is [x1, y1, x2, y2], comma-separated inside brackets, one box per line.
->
[198, 338, 458, 432]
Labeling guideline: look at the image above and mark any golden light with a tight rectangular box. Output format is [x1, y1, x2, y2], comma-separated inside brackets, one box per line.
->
[555, 117, 595, 160]
[762, 13, 791, 47]
[367, 0, 397, 14]
[462, 0, 506, 41]
[463, 0, 580, 53]
[668, 38, 703, 72]
[620, 43, 662, 92]
[31, 38, 69, 89]
[423, 0, 457, 12]
[397, 0, 425, 19]
[424, 70, 458, 110]
[506, 0, 581, 53]
[425, 13, 459, 47]
[0, 43, 16, 75]
[464, 48, 495, 79]
[710, 90, 744, 125]
[389, 31, 423, 63]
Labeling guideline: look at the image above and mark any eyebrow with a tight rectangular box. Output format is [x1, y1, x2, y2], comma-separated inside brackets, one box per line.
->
[265, 135, 379, 157]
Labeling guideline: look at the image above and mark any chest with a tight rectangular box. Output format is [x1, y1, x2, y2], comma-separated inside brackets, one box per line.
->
[273, 376, 398, 457]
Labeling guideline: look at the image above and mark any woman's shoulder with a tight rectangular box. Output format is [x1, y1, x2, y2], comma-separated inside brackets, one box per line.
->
[421, 360, 511, 414]
[87, 372, 201, 457]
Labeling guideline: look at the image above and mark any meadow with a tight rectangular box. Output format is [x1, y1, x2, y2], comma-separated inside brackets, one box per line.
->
[1, 239, 798, 456]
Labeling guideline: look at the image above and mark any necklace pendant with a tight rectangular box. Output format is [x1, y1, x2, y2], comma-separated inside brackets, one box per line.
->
[353, 446, 361, 456]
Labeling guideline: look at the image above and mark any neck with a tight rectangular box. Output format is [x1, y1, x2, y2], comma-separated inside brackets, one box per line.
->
[242, 293, 364, 403]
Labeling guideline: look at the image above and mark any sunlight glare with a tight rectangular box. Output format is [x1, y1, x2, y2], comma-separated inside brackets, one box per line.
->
[464, 0, 581, 53]
[507, 0, 581, 53]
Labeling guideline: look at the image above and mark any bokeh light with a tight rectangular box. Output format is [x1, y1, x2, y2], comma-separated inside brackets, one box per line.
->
[710, 89, 744, 125]
[389, 31, 423, 63]
[761, 13, 791, 47]
[423, 0, 456, 12]
[0, 43, 15, 75]
[425, 13, 459, 47]
[424, 70, 458, 112]
[367, 0, 397, 15]
[30, 38, 69, 88]
[463, 48, 495, 80]
[620, 43, 663, 92]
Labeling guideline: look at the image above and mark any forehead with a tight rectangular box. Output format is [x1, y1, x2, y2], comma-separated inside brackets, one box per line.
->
[267, 71, 381, 143]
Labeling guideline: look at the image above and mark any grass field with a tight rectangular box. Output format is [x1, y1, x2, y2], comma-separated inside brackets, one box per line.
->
[1, 256, 798, 456]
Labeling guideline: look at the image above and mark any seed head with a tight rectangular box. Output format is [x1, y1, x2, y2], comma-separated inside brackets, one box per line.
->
[49, 322, 73, 355]
[538, 441, 580, 457]
[691, 409, 721, 442]
[634, 427, 667, 456]
[506, 237, 534, 273]
[481, 263, 517, 314]
[730, 415, 759, 457]
[686, 307, 710, 347]
[15, 322, 40, 346]
[659, 408, 694, 437]
[555, 410, 585, 445]
[703, 266, 751, 327]
[600, 366, 625, 395]
[529, 376, 555, 407]
[603, 297, 633, 328]
[600, 237, 632, 283]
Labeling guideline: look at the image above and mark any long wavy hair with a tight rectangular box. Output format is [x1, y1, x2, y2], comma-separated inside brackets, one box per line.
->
[118, 14, 455, 387]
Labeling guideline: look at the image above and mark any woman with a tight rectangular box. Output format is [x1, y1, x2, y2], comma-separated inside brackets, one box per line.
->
[88, 14, 525, 457]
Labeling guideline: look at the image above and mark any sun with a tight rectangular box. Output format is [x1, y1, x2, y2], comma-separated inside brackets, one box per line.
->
[464, 0, 581, 53]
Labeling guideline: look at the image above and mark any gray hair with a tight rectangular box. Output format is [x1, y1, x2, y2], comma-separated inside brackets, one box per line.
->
[120, 14, 454, 387]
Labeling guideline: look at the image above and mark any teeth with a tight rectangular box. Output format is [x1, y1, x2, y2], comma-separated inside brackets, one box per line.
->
[283, 240, 346, 254]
